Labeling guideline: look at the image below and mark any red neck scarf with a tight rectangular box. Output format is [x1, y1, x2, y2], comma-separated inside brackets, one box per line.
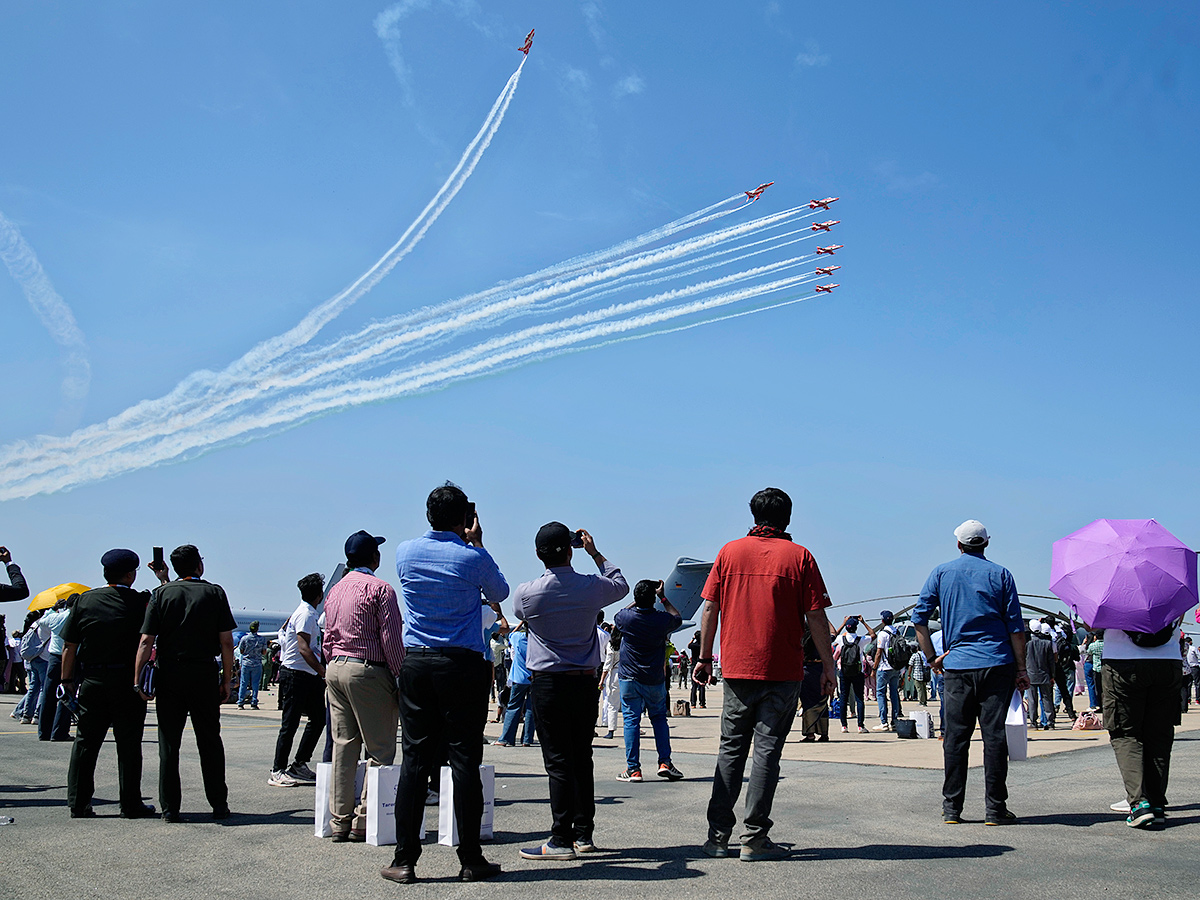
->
[748, 525, 792, 541]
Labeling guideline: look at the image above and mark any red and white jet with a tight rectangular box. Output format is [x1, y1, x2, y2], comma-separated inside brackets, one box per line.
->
[814, 283, 839, 294]
[815, 245, 843, 256]
[518, 28, 534, 55]
[810, 220, 840, 232]
[814, 265, 841, 276]
[744, 182, 774, 201]
[808, 197, 839, 211]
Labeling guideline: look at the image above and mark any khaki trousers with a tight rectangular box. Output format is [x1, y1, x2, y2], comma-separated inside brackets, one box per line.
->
[326, 658, 399, 835]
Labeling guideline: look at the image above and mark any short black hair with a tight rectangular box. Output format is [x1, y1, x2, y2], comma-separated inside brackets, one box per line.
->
[170, 544, 202, 577]
[633, 580, 658, 608]
[297, 572, 325, 603]
[427, 482, 469, 531]
[750, 487, 792, 529]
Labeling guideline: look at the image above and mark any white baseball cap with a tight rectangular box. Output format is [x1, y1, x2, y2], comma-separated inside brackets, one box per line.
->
[954, 519, 990, 546]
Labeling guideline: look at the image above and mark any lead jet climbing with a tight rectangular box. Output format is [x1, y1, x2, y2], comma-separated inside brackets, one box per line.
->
[744, 182, 774, 201]
[519, 28, 534, 55]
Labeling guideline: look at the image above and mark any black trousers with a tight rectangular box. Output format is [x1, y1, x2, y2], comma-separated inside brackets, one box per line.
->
[39, 653, 74, 741]
[272, 667, 325, 772]
[942, 664, 1015, 817]
[66, 669, 148, 813]
[1103, 658, 1182, 808]
[156, 661, 228, 815]
[531, 672, 598, 846]
[392, 650, 490, 867]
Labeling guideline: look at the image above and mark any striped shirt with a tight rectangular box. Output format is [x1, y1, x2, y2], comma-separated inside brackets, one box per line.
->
[322, 570, 405, 676]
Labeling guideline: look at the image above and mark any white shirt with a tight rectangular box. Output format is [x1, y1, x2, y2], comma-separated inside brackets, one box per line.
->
[280, 601, 322, 675]
[1186, 646, 1200, 669]
[876, 627, 894, 672]
[1101, 627, 1180, 662]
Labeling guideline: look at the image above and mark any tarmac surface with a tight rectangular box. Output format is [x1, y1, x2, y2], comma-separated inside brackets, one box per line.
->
[3, 687, 1198, 900]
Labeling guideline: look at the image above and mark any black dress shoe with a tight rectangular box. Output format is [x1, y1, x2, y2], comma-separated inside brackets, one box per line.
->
[459, 861, 502, 882]
[162, 810, 181, 823]
[69, 806, 96, 818]
[211, 806, 231, 820]
[380, 865, 418, 884]
[121, 804, 157, 819]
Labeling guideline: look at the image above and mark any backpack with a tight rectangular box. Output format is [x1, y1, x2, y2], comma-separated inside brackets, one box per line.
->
[840, 636, 862, 675]
[885, 627, 915, 670]
[1056, 632, 1080, 662]
[19, 626, 47, 661]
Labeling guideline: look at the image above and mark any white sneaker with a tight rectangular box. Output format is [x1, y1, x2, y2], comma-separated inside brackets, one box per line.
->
[871, 723, 890, 731]
[268, 770, 301, 787]
[1110, 799, 1131, 813]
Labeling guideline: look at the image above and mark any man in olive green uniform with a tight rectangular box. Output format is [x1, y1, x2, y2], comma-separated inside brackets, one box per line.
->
[62, 549, 168, 818]
[135, 544, 237, 822]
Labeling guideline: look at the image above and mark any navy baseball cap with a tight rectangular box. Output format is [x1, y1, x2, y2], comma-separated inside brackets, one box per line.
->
[880, 609, 894, 623]
[345, 531, 385, 558]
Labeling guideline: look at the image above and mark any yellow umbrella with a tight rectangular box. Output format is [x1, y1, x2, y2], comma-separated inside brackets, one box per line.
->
[28, 582, 90, 611]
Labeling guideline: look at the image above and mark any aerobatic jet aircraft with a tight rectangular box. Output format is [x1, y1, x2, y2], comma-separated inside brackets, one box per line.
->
[810, 220, 840, 232]
[814, 283, 839, 293]
[815, 244, 843, 256]
[814, 266, 841, 276]
[518, 28, 534, 55]
[808, 197, 839, 210]
[744, 182, 774, 201]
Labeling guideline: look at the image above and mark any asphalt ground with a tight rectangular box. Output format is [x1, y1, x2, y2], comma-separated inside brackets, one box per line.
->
[3, 688, 1198, 900]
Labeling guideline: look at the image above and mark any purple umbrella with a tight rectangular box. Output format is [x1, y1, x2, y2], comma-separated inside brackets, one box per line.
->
[1049, 519, 1197, 633]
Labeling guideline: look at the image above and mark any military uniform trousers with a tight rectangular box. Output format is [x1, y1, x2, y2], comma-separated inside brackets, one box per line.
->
[67, 668, 149, 814]
[155, 661, 229, 815]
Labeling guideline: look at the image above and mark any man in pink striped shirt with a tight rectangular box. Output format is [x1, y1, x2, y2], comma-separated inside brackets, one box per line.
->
[323, 530, 406, 842]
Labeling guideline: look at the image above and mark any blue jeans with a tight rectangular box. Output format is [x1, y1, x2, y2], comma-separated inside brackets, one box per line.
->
[619, 679, 672, 771]
[877, 667, 902, 727]
[1084, 659, 1097, 708]
[15, 657, 48, 719]
[499, 680, 535, 745]
[238, 663, 262, 706]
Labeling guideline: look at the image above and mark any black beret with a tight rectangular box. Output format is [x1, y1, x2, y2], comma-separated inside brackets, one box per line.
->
[100, 548, 140, 576]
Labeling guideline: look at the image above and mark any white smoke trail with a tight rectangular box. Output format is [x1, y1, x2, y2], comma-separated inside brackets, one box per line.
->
[0, 58, 528, 473]
[0, 270, 821, 498]
[0, 210, 91, 426]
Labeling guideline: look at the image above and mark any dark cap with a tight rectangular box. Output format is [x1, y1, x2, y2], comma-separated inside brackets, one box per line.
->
[880, 609, 894, 624]
[101, 549, 140, 577]
[535, 522, 572, 556]
[345, 530, 385, 559]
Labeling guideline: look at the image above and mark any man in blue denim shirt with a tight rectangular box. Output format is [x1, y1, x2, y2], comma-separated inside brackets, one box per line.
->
[913, 520, 1029, 826]
[385, 484, 508, 886]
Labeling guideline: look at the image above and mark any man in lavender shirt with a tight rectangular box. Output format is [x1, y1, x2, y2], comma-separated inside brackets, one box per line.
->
[513, 523, 629, 860]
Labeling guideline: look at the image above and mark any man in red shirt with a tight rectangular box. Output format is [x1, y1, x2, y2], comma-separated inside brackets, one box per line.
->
[692, 488, 835, 861]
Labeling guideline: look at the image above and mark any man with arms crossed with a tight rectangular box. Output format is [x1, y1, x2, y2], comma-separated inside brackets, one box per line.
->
[693, 488, 835, 861]
[912, 520, 1028, 826]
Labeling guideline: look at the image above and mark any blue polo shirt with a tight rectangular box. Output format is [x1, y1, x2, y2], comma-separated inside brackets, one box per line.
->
[911, 552, 1022, 671]
[395, 530, 509, 654]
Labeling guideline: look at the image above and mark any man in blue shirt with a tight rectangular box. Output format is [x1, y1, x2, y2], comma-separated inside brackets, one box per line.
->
[614, 579, 683, 782]
[913, 520, 1029, 826]
[384, 484, 508, 886]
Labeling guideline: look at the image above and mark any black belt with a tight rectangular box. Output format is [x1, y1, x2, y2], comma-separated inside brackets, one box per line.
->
[532, 668, 597, 678]
[329, 655, 387, 667]
[405, 647, 480, 658]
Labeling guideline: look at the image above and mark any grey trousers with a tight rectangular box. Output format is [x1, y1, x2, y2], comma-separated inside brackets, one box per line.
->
[1103, 658, 1182, 808]
[707, 678, 802, 846]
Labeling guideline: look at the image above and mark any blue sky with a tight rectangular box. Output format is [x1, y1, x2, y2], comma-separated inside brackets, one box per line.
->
[2, 1, 1197, 629]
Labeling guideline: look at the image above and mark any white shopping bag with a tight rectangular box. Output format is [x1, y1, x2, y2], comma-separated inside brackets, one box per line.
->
[315, 760, 367, 838]
[365, 764, 425, 846]
[1005, 689, 1028, 761]
[911, 709, 933, 739]
[437, 764, 494, 846]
